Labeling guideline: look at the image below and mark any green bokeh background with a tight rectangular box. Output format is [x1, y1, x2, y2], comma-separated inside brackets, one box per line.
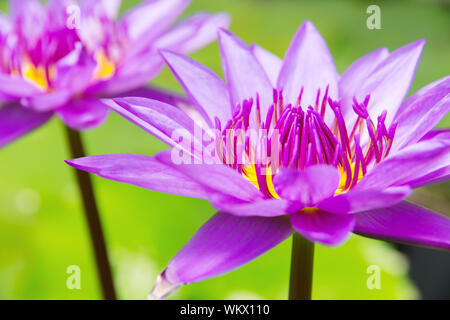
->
[0, 0, 448, 299]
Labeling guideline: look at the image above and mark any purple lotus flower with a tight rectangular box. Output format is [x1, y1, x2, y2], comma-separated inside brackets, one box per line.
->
[67, 21, 450, 298]
[0, 0, 229, 147]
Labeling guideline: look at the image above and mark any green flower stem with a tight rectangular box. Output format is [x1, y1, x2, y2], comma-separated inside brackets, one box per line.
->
[65, 125, 116, 300]
[289, 233, 315, 300]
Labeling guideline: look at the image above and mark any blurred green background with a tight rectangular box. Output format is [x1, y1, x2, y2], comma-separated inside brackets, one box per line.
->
[0, 0, 449, 299]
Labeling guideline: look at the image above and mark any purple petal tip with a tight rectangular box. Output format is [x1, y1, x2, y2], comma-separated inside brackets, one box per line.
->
[218, 26, 230, 34]
[300, 19, 317, 32]
[148, 271, 181, 300]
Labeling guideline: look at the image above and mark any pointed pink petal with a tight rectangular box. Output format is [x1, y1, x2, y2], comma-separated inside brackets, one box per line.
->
[391, 76, 450, 153]
[80, 0, 121, 20]
[419, 128, 450, 142]
[356, 137, 450, 190]
[396, 75, 449, 116]
[23, 90, 72, 112]
[0, 13, 11, 34]
[354, 202, 450, 250]
[209, 194, 301, 217]
[10, 0, 42, 17]
[356, 40, 425, 128]
[339, 47, 389, 124]
[407, 166, 449, 189]
[46, 0, 79, 28]
[117, 86, 208, 128]
[404, 129, 450, 188]
[116, 86, 190, 107]
[290, 210, 355, 246]
[161, 50, 231, 126]
[57, 98, 109, 130]
[160, 212, 293, 286]
[318, 186, 411, 214]
[120, 0, 189, 43]
[273, 165, 340, 206]
[0, 74, 40, 98]
[0, 104, 52, 149]
[155, 12, 230, 55]
[250, 44, 282, 87]
[65, 152, 211, 199]
[100, 0, 122, 19]
[156, 151, 263, 203]
[10, 0, 46, 47]
[277, 21, 339, 109]
[106, 97, 197, 148]
[218, 28, 273, 117]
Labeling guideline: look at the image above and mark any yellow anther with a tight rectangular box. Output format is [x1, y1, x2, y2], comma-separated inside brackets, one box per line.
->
[22, 62, 50, 90]
[336, 161, 363, 194]
[94, 51, 116, 80]
[242, 164, 280, 199]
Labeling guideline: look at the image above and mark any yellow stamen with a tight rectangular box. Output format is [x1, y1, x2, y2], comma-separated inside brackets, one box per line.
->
[94, 51, 116, 80]
[336, 161, 363, 194]
[243, 160, 365, 199]
[22, 62, 51, 90]
[242, 164, 280, 199]
[18, 50, 115, 91]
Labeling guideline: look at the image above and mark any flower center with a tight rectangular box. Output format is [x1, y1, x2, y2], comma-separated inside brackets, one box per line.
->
[1, 26, 118, 92]
[213, 87, 398, 198]
[17, 49, 116, 92]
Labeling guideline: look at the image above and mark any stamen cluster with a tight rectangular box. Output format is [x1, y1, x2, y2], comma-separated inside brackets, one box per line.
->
[212, 87, 398, 196]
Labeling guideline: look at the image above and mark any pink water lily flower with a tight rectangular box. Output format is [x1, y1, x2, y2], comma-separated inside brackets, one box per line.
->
[67, 21, 450, 298]
[0, 0, 229, 147]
